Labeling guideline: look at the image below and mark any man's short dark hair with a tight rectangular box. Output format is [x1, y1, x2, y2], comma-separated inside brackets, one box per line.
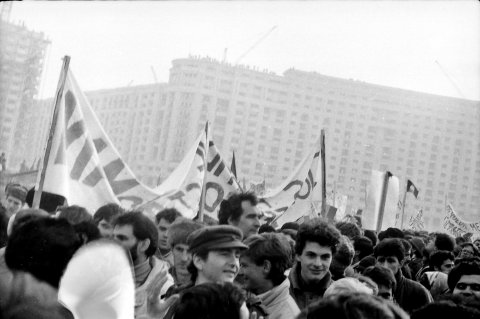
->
[354, 236, 374, 260]
[447, 259, 480, 292]
[155, 208, 182, 224]
[429, 250, 454, 269]
[174, 282, 246, 319]
[218, 192, 258, 225]
[363, 265, 397, 290]
[410, 300, 480, 319]
[113, 211, 158, 257]
[5, 217, 81, 288]
[378, 227, 404, 241]
[435, 233, 455, 252]
[93, 203, 124, 224]
[374, 238, 405, 262]
[242, 233, 292, 286]
[335, 222, 362, 240]
[295, 219, 341, 256]
[56, 205, 92, 225]
[364, 229, 378, 246]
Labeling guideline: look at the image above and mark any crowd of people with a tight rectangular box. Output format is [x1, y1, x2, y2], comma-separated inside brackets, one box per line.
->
[0, 183, 480, 319]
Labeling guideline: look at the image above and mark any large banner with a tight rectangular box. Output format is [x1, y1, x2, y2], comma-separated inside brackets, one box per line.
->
[259, 138, 322, 227]
[443, 203, 480, 237]
[41, 70, 160, 214]
[363, 170, 400, 231]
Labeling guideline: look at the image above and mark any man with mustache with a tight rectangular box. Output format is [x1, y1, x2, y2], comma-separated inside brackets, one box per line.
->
[289, 219, 341, 310]
[113, 212, 174, 318]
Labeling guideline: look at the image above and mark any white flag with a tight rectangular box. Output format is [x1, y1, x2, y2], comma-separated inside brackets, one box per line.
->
[363, 170, 400, 231]
[41, 70, 160, 213]
[259, 137, 321, 227]
[138, 130, 207, 219]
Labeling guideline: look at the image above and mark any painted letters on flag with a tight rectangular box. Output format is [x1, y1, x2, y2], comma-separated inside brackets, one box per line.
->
[363, 170, 400, 231]
[41, 70, 160, 213]
[408, 209, 425, 231]
[202, 140, 242, 220]
[443, 203, 480, 237]
[138, 131, 207, 219]
[259, 137, 321, 227]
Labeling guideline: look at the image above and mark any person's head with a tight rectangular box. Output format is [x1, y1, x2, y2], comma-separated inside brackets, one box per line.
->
[364, 229, 378, 246]
[429, 233, 455, 252]
[353, 236, 374, 263]
[8, 208, 50, 236]
[335, 222, 362, 241]
[56, 205, 92, 225]
[167, 218, 204, 279]
[430, 250, 455, 274]
[323, 277, 375, 297]
[297, 293, 409, 319]
[5, 217, 81, 288]
[280, 222, 299, 243]
[378, 227, 404, 241]
[374, 238, 405, 276]
[473, 238, 480, 251]
[4, 183, 27, 217]
[258, 223, 275, 234]
[187, 225, 248, 285]
[410, 300, 480, 319]
[459, 243, 480, 259]
[218, 192, 261, 239]
[239, 232, 292, 294]
[448, 260, 480, 303]
[93, 203, 124, 238]
[409, 237, 425, 260]
[363, 265, 397, 301]
[330, 235, 354, 279]
[113, 211, 158, 264]
[295, 219, 341, 284]
[155, 208, 182, 252]
[173, 282, 248, 319]
[73, 220, 101, 245]
[400, 239, 413, 264]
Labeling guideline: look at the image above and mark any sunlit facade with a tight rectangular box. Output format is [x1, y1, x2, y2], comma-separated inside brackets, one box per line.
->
[31, 56, 480, 230]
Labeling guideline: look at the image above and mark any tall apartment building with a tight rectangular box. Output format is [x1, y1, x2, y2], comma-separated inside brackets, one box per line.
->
[0, 18, 50, 172]
[29, 56, 480, 230]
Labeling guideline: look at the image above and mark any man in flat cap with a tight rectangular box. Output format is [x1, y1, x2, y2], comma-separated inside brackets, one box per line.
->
[188, 224, 248, 285]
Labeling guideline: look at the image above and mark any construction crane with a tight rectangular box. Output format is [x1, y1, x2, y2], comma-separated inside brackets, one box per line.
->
[150, 66, 158, 84]
[435, 60, 465, 98]
[234, 25, 278, 65]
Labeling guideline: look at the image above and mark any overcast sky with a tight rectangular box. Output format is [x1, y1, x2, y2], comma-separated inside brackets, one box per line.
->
[8, 1, 480, 101]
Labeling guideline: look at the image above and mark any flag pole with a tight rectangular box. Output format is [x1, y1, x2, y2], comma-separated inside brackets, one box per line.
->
[198, 121, 209, 222]
[376, 171, 390, 233]
[400, 179, 408, 229]
[33, 56, 71, 209]
[320, 129, 327, 218]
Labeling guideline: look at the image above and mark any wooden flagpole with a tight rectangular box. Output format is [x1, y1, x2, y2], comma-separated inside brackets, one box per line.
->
[33, 56, 71, 209]
[198, 121, 209, 222]
[400, 179, 408, 229]
[320, 129, 327, 218]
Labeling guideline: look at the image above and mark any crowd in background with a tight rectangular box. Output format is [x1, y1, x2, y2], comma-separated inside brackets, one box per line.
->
[1, 183, 480, 319]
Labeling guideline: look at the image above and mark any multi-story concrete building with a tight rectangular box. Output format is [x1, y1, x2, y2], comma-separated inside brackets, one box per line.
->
[29, 56, 480, 230]
[0, 18, 50, 171]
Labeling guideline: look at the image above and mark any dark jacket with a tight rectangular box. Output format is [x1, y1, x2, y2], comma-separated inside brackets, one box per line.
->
[394, 269, 433, 314]
[288, 262, 333, 311]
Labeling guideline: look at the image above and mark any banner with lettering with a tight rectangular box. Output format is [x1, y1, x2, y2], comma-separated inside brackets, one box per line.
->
[259, 137, 321, 227]
[363, 170, 400, 231]
[138, 131, 207, 219]
[326, 192, 348, 222]
[443, 203, 480, 237]
[41, 70, 161, 213]
[408, 209, 425, 231]
[202, 140, 242, 220]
